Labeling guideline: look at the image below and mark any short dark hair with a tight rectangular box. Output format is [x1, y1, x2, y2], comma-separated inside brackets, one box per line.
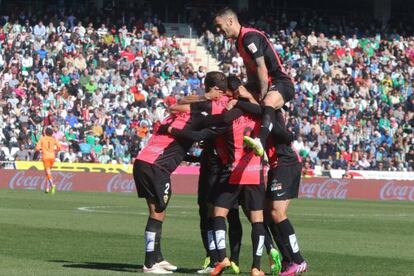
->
[227, 75, 242, 92]
[45, 127, 53, 136]
[216, 7, 238, 19]
[204, 71, 227, 92]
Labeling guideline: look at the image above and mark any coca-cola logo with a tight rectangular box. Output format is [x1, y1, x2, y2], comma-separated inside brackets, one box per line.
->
[380, 182, 414, 201]
[300, 179, 349, 199]
[9, 171, 74, 191]
[107, 174, 136, 193]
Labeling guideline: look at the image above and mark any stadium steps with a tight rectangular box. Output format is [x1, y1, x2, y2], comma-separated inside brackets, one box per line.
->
[164, 23, 220, 71]
[176, 38, 220, 71]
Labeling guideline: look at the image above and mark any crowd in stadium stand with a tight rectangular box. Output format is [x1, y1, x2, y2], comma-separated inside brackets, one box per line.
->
[0, 9, 207, 165]
[0, 7, 414, 174]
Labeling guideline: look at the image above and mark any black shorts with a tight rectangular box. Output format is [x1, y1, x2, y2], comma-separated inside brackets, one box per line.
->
[269, 81, 295, 103]
[198, 150, 222, 205]
[133, 159, 172, 212]
[213, 167, 265, 211]
[266, 163, 302, 201]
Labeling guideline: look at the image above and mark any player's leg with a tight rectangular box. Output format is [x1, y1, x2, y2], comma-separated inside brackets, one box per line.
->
[243, 184, 266, 276]
[244, 83, 294, 159]
[197, 202, 219, 274]
[43, 159, 55, 194]
[199, 203, 220, 274]
[263, 208, 282, 275]
[198, 152, 211, 260]
[269, 164, 307, 275]
[227, 207, 242, 274]
[210, 175, 238, 276]
[249, 210, 265, 276]
[197, 152, 221, 272]
[265, 200, 292, 271]
[144, 199, 166, 268]
[271, 200, 306, 275]
[210, 206, 231, 276]
[133, 160, 174, 274]
[143, 199, 175, 274]
[199, 201, 210, 258]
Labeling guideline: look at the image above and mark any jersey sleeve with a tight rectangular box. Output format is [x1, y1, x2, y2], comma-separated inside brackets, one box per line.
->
[243, 32, 264, 60]
[190, 101, 210, 115]
[236, 100, 262, 116]
[170, 127, 224, 141]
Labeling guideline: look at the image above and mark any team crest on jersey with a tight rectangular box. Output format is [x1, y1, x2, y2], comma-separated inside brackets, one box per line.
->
[270, 181, 283, 191]
[248, 42, 258, 54]
[163, 195, 169, 203]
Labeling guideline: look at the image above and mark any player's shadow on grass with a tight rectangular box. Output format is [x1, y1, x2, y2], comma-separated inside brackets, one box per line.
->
[49, 260, 199, 274]
[49, 260, 139, 273]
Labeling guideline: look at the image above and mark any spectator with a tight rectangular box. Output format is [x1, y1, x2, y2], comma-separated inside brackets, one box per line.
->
[13, 144, 30, 161]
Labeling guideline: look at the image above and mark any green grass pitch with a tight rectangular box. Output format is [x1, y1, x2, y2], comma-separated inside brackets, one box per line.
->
[1, 189, 413, 275]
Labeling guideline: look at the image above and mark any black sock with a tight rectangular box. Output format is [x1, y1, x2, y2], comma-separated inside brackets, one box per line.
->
[259, 106, 276, 146]
[212, 216, 227, 262]
[251, 222, 265, 270]
[269, 221, 292, 262]
[208, 218, 219, 266]
[144, 217, 163, 268]
[277, 219, 304, 264]
[264, 225, 274, 254]
[199, 204, 210, 257]
[227, 208, 242, 265]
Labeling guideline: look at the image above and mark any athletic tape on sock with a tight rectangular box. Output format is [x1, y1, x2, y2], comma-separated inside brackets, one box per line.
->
[208, 230, 216, 250]
[289, 234, 299, 253]
[215, 230, 226, 250]
[256, 235, 265, 256]
[145, 231, 156, 252]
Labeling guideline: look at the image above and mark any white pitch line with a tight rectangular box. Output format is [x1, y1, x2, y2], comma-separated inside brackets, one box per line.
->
[76, 206, 413, 219]
[77, 206, 189, 216]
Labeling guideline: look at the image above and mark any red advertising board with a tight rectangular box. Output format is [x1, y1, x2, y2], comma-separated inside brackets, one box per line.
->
[1, 170, 413, 201]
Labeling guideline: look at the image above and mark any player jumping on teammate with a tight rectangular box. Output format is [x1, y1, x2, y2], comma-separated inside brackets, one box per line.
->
[214, 8, 295, 161]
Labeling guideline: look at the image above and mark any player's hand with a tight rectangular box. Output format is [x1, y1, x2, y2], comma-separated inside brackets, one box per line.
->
[226, 99, 238, 110]
[205, 86, 222, 101]
[157, 124, 171, 135]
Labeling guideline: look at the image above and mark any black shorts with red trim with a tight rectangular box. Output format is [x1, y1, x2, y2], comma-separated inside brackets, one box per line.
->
[213, 166, 265, 211]
[133, 159, 171, 212]
[268, 80, 295, 103]
[266, 163, 302, 201]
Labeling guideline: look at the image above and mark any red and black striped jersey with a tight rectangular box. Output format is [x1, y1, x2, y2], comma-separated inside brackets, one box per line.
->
[226, 113, 263, 185]
[136, 112, 194, 173]
[236, 26, 292, 84]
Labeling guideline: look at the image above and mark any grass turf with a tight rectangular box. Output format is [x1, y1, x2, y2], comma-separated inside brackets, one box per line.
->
[0, 189, 413, 275]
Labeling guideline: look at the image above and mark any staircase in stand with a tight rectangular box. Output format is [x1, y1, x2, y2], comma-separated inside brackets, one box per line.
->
[164, 23, 220, 72]
[176, 38, 220, 72]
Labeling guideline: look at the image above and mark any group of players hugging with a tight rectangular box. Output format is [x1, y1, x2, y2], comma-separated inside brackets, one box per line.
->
[133, 7, 308, 276]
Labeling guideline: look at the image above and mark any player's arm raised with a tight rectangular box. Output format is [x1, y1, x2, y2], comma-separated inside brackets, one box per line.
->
[170, 86, 223, 113]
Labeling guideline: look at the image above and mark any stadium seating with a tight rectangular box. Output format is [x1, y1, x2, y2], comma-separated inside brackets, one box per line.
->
[0, 7, 413, 172]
